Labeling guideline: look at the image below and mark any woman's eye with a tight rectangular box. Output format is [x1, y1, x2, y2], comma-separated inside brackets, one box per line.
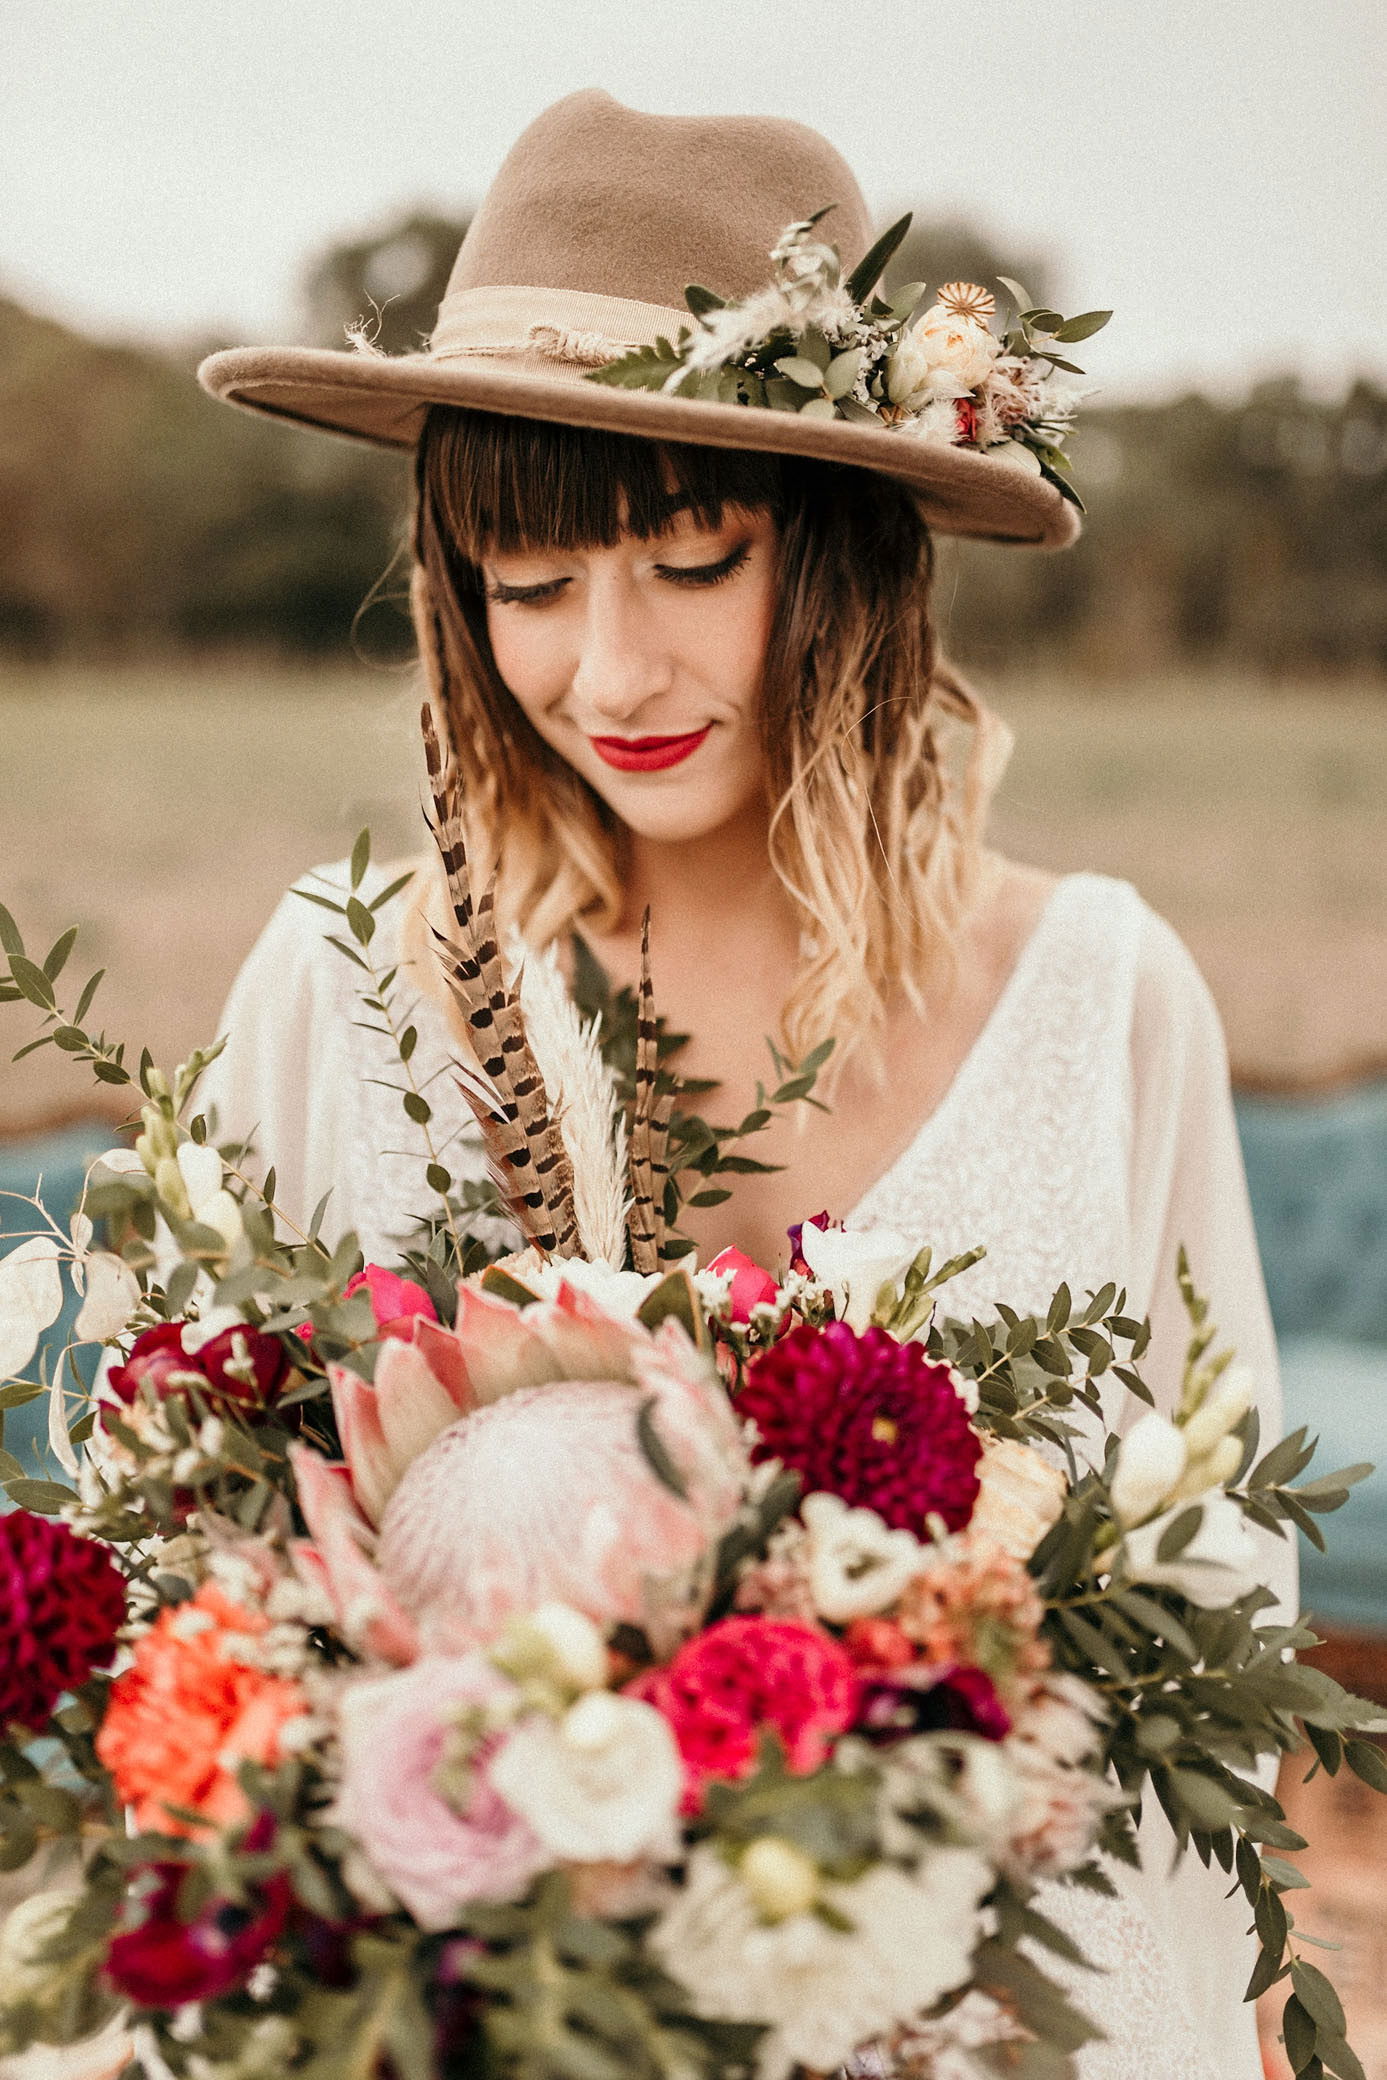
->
[484, 577, 568, 606]
[657, 542, 752, 588]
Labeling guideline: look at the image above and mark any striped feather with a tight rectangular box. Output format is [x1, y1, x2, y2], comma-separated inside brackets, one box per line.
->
[627, 912, 673, 1272]
[421, 701, 580, 1256]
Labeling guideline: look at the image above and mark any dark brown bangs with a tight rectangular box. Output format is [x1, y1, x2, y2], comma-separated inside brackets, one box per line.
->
[414, 406, 784, 572]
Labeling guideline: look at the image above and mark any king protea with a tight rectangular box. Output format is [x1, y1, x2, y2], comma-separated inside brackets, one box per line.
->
[289, 1280, 747, 1663]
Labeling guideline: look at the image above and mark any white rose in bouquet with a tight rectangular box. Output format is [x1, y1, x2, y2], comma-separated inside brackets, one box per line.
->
[490, 1691, 683, 1864]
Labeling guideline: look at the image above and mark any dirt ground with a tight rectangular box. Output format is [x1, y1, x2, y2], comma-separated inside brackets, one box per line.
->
[1, 663, 1384, 1135]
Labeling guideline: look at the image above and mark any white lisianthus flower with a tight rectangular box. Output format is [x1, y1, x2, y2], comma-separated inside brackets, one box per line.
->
[797, 1224, 917, 1332]
[489, 1691, 682, 1864]
[1120, 1493, 1263, 1609]
[801, 1492, 925, 1622]
[649, 1843, 991, 2080]
[72, 1249, 142, 1343]
[1109, 1410, 1187, 1528]
[0, 1235, 64, 1376]
[526, 1255, 662, 1317]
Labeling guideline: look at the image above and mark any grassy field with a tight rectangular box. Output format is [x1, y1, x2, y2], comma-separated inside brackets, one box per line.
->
[1, 661, 1384, 1133]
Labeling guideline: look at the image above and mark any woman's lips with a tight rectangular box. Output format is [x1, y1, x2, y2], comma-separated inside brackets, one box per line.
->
[588, 725, 712, 772]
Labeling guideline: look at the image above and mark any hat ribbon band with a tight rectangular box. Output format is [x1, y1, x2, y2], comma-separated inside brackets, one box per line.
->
[427, 285, 690, 366]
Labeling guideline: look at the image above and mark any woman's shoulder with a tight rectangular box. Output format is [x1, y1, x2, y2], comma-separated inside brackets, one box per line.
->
[994, 866, 1224, 1064]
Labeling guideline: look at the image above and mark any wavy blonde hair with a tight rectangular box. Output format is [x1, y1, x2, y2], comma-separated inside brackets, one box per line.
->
[408, 407, 1009, 1073]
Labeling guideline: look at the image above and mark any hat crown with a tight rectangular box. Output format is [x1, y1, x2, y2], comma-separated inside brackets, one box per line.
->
[446, 89, 873, 313]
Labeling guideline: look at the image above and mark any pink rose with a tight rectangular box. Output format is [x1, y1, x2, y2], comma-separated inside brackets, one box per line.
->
[630, 1616, 860, 1811]
[706, 1247, 779, 1324]
[346, 1265, 439, 1341]
[334, 1655, 546, 1929]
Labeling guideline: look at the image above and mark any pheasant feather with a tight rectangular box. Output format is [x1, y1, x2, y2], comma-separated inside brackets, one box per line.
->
[627, 913, 675, 1272]
[421, 702, 580, 1255]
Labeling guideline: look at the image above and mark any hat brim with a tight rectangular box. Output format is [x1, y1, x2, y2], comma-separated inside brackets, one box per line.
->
[198, 345, 1081, 550]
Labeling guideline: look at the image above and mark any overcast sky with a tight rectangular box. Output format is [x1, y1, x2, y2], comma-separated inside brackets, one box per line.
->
[7, 0, 1385, 400]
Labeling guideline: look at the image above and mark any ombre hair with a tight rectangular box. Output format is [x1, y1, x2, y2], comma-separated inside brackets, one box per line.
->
[408, 406, 1009, 1073]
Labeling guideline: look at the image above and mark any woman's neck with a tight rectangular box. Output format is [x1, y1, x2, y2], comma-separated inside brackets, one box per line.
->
[621, 801, 800, 969]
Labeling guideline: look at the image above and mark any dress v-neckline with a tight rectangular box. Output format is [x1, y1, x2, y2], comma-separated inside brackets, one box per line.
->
[846, 873, 1086, 1228]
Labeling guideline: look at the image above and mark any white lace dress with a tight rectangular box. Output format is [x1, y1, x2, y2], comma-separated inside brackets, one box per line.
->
[202, 863, 1296, 2080]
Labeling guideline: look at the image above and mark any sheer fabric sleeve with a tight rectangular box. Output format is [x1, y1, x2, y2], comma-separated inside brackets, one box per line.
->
[1124, 904, 1296, 1621]
[1104, 906, 1296, 2077]
[195, 880, 355, 1243]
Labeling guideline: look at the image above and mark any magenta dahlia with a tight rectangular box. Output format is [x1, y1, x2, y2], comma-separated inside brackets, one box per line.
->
[738, 1322, 983, 1534]
[0, 1511, 127, 1731]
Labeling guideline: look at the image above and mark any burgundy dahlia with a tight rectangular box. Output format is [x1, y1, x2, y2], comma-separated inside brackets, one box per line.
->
[107, 1319, 288, 1413]
[739, 1322, 983, 1534]
[0, 1512, 127, 1731]
[857, 1662, 1012, 1745]
[104, 1857, 291, 2007]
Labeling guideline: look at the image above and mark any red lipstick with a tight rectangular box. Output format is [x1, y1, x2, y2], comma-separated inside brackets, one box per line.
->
[589, 726, 711, 772]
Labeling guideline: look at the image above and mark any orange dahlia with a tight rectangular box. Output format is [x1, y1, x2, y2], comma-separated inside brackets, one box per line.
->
[96, 1583, 306, 1838]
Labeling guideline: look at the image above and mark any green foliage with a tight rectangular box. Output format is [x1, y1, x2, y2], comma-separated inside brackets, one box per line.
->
[569, 932, 832, 1261]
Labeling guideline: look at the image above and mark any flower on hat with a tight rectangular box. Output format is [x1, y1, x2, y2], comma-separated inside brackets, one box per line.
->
[0, 1512, 127, 1732]
[738, 1322, 982, 1535]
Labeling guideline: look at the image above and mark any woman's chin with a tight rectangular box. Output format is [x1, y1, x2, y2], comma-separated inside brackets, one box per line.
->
[588, 772, 760, 847]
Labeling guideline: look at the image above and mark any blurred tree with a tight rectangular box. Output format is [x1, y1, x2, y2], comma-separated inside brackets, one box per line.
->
[2, 204, 1385, 676]
[879, 214, 1054, 311]
[302, 209, 472, 355]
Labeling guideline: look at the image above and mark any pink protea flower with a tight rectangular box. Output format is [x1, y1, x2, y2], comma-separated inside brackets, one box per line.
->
[291, 1279, 747, 1658]
[631, 1615, 860, 1809]
[0, 1512, 127, 1732]
[738, 1322, 983, 1535]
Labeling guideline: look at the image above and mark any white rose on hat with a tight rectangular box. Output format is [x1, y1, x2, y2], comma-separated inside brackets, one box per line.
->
[888, 304, 1000, 410]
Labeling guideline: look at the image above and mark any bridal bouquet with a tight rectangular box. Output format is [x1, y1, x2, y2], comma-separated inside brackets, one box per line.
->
[0, 736, 1380, 2080]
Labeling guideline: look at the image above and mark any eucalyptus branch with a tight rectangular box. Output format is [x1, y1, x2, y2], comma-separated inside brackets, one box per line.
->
[295, 831, 463, 1268]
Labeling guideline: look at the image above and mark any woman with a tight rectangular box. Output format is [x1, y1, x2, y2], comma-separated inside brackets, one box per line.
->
[199, 90, 1291, 2079]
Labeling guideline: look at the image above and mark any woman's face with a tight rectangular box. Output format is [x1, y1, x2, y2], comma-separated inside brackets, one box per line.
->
[481, 500, 779, 844]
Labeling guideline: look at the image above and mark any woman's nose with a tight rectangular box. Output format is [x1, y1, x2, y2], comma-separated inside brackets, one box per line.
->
[569, 579, 673, 723]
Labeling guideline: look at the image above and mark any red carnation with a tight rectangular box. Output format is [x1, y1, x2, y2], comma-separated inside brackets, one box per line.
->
[0, 1513, 126, 1731]
[107, 1319, 288, 1414]
[104, 1856, 291, 2008]
[738, 1322, 982, 1534]
[631, 1615, 859, 1809]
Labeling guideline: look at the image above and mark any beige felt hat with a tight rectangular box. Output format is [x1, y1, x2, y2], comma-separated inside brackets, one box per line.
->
[199, 90, 1079, 549]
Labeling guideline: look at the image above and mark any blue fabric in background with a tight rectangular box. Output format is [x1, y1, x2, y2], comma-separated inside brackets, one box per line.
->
[2, 1092, 1386, 1631]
